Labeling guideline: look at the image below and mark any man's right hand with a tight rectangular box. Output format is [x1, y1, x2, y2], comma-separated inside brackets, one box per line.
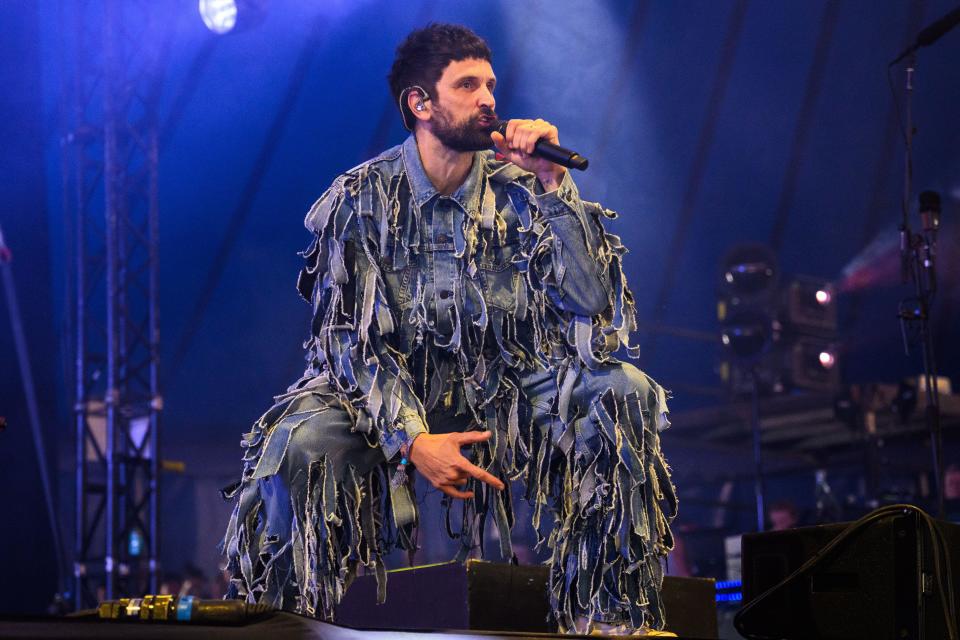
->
[408, 431, 505, 500]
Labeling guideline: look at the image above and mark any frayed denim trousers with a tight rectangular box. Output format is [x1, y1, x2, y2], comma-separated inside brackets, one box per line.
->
[223, 359, 675, 631]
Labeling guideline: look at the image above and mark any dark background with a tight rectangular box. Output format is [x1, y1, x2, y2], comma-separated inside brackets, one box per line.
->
[2, 0, 958, 614]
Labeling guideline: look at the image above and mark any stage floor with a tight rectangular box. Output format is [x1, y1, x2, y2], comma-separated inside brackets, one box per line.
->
[0, 611, 712, 639]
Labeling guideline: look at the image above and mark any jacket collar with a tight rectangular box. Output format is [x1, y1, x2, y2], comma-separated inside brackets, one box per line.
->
[401, 134, 484, 214]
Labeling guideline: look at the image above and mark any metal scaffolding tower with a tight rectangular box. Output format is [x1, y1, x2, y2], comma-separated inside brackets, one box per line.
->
[60, 0, 164, 609]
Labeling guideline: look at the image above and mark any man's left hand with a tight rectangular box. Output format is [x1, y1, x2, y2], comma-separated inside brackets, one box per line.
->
[491, 118, 566, 192]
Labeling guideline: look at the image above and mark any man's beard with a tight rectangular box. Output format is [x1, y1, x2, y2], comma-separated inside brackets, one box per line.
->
[429, 102, 496, 152]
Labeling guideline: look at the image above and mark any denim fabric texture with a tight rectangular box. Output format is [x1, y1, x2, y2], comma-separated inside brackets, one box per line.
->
[222, 135, 677, 631]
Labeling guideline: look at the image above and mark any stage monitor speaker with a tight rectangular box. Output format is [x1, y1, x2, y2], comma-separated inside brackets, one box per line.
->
[336, 559, 718, 638]
[740, 510, 960, 640]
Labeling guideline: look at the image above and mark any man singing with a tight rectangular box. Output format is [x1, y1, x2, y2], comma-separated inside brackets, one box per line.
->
[222, 23, 677, 635]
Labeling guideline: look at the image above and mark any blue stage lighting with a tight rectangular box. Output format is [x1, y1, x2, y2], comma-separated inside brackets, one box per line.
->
[128, 530, 144, 556]
[199, 0, 238, 34]
[715, 592, 743, 603]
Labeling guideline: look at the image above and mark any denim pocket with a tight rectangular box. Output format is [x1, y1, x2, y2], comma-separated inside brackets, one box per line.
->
[476, 234, 518, 270]
[381, 263, 414, 309]
[478, 240, 520, 311]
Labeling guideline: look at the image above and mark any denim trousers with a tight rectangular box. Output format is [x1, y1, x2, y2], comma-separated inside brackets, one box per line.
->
[223, 357, 675, 631]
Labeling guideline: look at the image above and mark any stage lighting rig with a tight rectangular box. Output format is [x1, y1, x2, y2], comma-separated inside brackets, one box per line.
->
[780, 276, 840, 392]
[717, 244, 782, 394]
[198, 0, 266, 35]
[718, 244, 842, 395]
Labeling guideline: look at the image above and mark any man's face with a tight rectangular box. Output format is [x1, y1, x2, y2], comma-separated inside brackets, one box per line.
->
[427, 57, 497, 152]
[769, 508, 798, 531]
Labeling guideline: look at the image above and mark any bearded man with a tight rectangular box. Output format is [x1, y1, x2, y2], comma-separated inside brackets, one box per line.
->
[222, 23, 677, 635]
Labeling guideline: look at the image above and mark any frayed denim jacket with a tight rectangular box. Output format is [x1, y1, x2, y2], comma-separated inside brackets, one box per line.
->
[294, 134, 639, 463]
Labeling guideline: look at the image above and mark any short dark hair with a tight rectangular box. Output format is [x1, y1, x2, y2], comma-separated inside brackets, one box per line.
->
[388, 23, 492, 130]
[769, 500, 798, 516]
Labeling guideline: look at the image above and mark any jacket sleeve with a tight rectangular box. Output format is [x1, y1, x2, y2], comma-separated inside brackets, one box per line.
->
[532, 171, 614, 316]
[525, 170, 641, 367]
[296, 177, 427, 462]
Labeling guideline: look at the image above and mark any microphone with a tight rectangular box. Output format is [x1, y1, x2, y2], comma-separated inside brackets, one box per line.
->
[918, 190, 941, 233]
[890, 6, 960, 65]
[492, 119, 589, 171]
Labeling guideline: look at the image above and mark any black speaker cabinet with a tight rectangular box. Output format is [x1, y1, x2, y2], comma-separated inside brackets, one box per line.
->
[741, 510, 960, 640]
[336, 560, 718, 637]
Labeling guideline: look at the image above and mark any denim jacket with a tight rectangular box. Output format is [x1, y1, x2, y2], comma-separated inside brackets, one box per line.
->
[294, 134, 639, 462]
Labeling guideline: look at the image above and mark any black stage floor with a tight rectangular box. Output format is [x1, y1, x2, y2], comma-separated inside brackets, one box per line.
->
[0, 612, 713, 639]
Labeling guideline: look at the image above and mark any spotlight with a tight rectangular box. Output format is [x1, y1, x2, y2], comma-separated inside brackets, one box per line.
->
[787, 338, 840, 391]
[725, 261, 776, 296]
[786, 277, 837, 333]
[818, 351, 835, 369]
[718, 244, 779, 395]
[720, 309, 773, 360]
[199, 0, 266, 35]
[199, 0, 237, 34]
[720, 244, 778, 299]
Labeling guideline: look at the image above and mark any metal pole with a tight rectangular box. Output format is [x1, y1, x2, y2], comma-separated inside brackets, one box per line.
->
[750, 370, 765, 532]
[102, 0, 119, 599]
[70, 0, 89, 608]
[901, 55, 914, 247]
[898, 54, 945, 518]
[147, 119, 161, 595]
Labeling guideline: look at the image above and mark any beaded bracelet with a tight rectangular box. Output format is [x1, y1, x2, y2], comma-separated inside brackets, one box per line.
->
[391, 432, 421, 488]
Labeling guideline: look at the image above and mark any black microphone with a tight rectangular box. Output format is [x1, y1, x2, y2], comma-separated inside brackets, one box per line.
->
[492, 119, 589, 171]
[890, 5, 960, 64]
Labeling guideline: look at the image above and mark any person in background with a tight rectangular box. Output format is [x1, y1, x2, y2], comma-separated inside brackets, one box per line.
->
[768, 500, 800, 531]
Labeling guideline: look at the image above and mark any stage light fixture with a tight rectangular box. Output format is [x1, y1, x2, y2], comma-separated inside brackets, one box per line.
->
[721, 322, 770, 359]
[818, 350, 835, 369]
[199, 0, 266, 35]
[787, 338, 840, 391]
[199, 0, 237, 34]
[718, 244, 780, 395]
[786, 277, 837, 334]
[724, 261, 776, 296]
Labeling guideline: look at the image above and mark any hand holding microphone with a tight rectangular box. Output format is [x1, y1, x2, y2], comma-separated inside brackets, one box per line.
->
[490, 118, 588, 190]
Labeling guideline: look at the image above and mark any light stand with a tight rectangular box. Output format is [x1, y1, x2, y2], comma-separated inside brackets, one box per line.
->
[894, 53, 946, 518]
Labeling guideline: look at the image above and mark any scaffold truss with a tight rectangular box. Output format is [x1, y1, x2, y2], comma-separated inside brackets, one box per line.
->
[60, 0, 165, 609]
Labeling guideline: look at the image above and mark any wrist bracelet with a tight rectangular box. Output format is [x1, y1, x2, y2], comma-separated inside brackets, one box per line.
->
[391, 432, 421, 488]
